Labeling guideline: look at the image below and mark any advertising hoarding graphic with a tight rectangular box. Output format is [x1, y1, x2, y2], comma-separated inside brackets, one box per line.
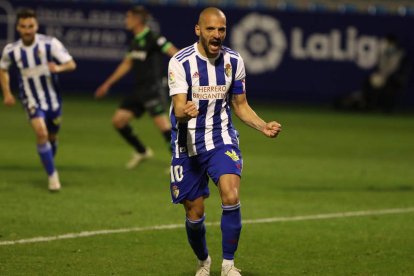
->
[231, 13, 287, 74]
[0, 0, 15, 50]
[231, 13, 382, 74]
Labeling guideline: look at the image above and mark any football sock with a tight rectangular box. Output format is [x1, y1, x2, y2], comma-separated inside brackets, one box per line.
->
[117, 125, 146, 153]
[162, 129, 172, 152]
[221, 202, 242, 260]
[186, 215, 209, 261]
[222, 259, 234, 267]
[50, 140, 58, 157]
[37, 142, 56, 176]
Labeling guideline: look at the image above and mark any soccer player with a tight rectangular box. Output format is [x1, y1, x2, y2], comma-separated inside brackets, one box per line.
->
[95, 6, 178, 169]
[0, 8, 76, 191]
[168, 7, 282, 276]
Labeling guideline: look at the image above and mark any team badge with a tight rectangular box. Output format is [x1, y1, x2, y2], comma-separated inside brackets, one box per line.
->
[225, 63, 232, 77]
[169, 71, 175, 82]
[29, 107, 36, 115]
[172, 185, 180, 198]
[53, 117, 62, 126]
[169, 71, 176, 87]
[225, 150, 239, 161]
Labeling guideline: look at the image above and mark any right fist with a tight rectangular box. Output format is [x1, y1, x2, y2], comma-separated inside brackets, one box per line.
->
[184, 101, 199, 118]
[3, 94, 16, 106]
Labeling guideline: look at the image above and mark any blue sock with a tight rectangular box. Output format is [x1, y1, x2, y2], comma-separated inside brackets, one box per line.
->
[221, 202, 242, 260]
[37, 142, 55, 176]
[185, 216, 209, 261]
[50, 140, 58, 157]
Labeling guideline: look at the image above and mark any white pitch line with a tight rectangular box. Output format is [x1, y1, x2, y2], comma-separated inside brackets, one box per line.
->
[1, 207, 413, 246]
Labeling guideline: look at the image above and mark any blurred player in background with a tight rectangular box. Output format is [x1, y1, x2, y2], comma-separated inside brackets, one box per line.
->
[168, 7, 282, 276]
[0, 8, 76, 191]
[334, 34, 411, 113]
[95, 6, 178, 169]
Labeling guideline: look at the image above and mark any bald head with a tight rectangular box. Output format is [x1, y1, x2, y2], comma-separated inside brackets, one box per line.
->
[195, 7, 227, 58]
[198, 7, 226, 26]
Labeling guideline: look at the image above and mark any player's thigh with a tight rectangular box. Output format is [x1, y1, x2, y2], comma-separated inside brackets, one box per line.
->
[218, 174, 241, 205]
[45, 109, 62, 136]
[112, 108, 135, 128]
[170, 156, 210, 205]
[30, 117, 49, 141]
[206, 144, 243, 184]
[152, 114, 170, 132]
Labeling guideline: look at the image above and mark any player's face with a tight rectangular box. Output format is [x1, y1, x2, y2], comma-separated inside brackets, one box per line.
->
[16, 17, 38, 46]
[196, 13, 226, 58]
[125, 11, 141, 31]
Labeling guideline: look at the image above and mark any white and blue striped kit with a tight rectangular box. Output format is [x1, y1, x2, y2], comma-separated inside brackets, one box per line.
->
[0, 34, 73, 111]
[168, 43, 246, 158]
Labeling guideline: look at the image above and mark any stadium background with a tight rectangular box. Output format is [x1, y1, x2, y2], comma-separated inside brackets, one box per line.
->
[1, 0, 413, 106]
[1, 1, 414, 275]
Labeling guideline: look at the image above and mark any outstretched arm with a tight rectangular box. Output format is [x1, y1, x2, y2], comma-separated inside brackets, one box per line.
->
[0, 69, 15, 106]
[94, 57, 133, 99]
[231, 93, 281, 138]
[165, 44, 179, 57]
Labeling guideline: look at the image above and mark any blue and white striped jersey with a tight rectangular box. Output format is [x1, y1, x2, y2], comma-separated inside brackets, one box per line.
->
[168, 42, 246, 158]
[0, 34, 73, 111]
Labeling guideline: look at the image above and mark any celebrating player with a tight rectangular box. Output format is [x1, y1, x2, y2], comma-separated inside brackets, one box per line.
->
[0, 8, 76, 191]
[168, 7, 282, 276]
[95, 6, 178, 169]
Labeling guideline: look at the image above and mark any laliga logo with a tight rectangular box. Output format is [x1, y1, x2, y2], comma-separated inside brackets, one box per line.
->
[291, 27, 379, 69]
[0, 0, 15, 49]
[231, 13, 381, 74]
[231, 13, 287, 74]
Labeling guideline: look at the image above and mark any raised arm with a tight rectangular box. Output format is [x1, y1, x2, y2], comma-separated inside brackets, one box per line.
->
[48, 59, 77, 74]
[172, 93, 199, 123]
[0, 69, 15, 106]
[94, 57, 133, 99]
[231, 93, 281, 138]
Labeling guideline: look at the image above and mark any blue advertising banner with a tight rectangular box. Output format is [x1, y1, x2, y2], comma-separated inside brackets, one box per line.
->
[1, 1, 413, 105]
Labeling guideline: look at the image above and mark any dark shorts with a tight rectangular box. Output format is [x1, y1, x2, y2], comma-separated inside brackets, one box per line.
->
[25, 106, 62, 134]
[119, 84, 167, 118]
[169, 144, 243, 204]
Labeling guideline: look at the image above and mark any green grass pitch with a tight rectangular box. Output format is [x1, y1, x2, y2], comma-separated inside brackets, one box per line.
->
[0, 96, 413, 275]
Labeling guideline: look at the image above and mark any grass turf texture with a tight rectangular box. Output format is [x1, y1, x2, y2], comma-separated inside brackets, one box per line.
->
[0, 96, 413, 275]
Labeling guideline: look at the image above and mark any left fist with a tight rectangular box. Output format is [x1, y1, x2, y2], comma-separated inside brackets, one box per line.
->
[48, 62, 60, 73]
[263, 121, 282, 138]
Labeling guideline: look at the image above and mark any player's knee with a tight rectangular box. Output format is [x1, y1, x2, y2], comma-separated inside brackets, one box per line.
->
[184, 200, 205, 221]
[219, 183, 240, 205]
[49, 134, 57, 142]
[221, 194, 240, 206]
[36, 130, 49, 144]
[112, 117, 126, 129]
[186, 208, 204, 221]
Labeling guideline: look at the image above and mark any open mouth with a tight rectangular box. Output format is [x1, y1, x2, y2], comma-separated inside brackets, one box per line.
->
[209, 40, 221, 51]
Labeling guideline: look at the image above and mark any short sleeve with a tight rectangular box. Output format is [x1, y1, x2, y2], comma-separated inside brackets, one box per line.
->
[232, 56, 246, 94]
[168, 57, 188, 96]
[51, 37, 73, 64]
[0, 44, 13, 70]
[156, 35, 173, 54]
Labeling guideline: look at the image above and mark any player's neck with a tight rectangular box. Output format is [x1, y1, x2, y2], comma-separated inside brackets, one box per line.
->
[133, 25, 147, 36]
[21, 35, 36, 47]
